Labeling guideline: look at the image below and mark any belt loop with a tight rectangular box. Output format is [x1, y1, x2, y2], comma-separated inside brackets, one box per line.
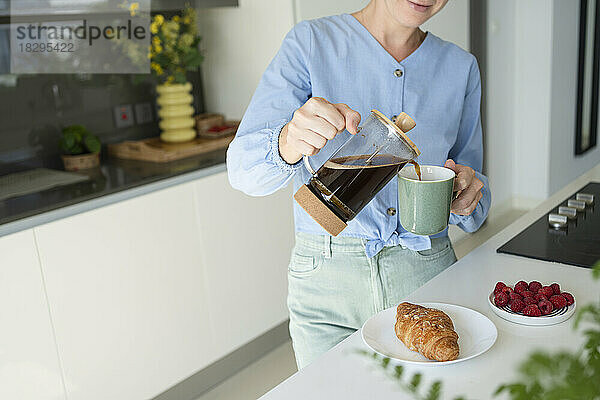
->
[322, 235, 332, 258]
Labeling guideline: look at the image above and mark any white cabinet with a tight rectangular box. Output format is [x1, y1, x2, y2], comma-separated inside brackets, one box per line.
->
[34, 183, 217, 400]
[193, 172, 294, 354]
[0, 230, 65, 400]
[29, 172, 295, 400]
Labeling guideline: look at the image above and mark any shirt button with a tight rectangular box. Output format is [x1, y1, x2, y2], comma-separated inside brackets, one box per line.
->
[387, 207, 396, 216]
[394, 69, 403, 77]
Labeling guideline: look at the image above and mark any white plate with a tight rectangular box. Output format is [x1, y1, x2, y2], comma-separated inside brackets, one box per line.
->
[487, 292, 576, 326]
[361, 302, 497, 366]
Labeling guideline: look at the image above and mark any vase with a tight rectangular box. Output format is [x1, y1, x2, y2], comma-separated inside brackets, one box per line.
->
[156, 81, 196, 143]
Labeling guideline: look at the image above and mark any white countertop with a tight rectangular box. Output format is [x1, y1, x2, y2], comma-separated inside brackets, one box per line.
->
[261, 163, 600, 400]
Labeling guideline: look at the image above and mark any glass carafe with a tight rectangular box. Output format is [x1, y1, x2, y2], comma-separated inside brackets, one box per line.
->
[294, 109, 420, 236]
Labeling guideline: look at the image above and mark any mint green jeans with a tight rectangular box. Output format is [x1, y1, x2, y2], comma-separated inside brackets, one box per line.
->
[287, 232, 457, 369]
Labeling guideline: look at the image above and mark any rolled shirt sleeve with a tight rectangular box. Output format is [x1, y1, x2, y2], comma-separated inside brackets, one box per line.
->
[227, 22, 312, 196]
[448, 57, 492, 232]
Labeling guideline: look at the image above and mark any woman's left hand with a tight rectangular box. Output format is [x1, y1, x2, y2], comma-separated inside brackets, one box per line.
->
[444, 159, 484, 216]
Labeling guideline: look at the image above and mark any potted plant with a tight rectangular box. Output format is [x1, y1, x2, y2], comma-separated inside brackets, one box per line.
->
[59, 125, 101, 171]
[150, 7, 203, 143]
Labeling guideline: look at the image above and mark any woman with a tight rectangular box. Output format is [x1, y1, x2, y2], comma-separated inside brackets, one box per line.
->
[227, 0, 491, 369]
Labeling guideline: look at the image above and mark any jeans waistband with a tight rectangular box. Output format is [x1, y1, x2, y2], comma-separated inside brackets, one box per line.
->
[294, 232, 367, 255]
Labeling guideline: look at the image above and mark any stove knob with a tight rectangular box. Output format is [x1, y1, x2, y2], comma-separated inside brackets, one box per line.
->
[568, 199, 586, 211]
[558, 206, 577, 219]
[576, 193, 594, 205]
[548, 213, 568, 229]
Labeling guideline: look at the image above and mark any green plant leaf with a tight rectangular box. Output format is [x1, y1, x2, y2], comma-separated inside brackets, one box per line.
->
[592, 260, 600, 279]
[408, 373, 422, 393]
[83, 134, 101, 154]
[393, 365, 403, 379]
[381, 357, 390, 369]
[425, 381, 441, 400]
[174, 71, 187, 84]
[60, 125, 99, 155]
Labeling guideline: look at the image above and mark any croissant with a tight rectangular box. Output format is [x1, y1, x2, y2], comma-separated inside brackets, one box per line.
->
[394, 302, 459, 362]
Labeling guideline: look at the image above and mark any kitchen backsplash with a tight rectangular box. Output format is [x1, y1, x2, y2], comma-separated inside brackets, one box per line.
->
[0, 0, 223, 173]
[0, 71, 205, 170]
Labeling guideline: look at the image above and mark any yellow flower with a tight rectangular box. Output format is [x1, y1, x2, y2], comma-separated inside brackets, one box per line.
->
[183, 16, 191, 24]
[152, 36, 161, 46]
[167, 76, 175, 83]
[154, 14, 164, 25]
[151, 62, 163, 75]
[179, 33, 193, 47]
[129, 2, 139, 16]
[150, 22, 159, 34]
[173, 15, 180, 23]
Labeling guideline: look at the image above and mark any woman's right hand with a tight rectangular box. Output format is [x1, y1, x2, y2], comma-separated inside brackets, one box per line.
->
[279, 97, 361, 164]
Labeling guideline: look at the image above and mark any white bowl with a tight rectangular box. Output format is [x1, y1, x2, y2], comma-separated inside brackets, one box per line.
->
[487, 292, 576, 326]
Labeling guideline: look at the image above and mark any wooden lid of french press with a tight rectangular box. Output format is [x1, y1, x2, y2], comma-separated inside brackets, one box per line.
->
[371, 109, 421, 156]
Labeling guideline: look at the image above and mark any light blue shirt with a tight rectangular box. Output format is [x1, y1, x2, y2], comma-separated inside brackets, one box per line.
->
[227, 14, 491, 257]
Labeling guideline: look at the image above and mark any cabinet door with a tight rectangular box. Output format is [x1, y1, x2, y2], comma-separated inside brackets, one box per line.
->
[34, 183, 216, 400]
[0, 230, 66, 400]
[193, 172, 294, 353]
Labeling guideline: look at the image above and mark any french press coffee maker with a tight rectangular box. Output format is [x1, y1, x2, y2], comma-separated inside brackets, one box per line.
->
[294, 109, 421, 236]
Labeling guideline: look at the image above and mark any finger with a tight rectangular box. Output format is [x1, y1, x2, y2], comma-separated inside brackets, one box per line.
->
[444, 159, 456, 170]
[309, 98, 346, 132]
[299, 128, 328, 149]
[333, 103, 361, 134]
[455, 191, 483, 215]
[454, 168, 473, 192]
[290, 114, 336, 142]
[292, 138, 319, 156]
[451, 182, 478, 211]
[452, 178, 483, 212]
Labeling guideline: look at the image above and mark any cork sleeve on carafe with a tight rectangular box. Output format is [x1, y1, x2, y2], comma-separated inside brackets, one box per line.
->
[394, 302, 459, 362]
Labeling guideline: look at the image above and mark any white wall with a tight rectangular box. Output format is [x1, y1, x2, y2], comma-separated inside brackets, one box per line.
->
[487, 0, 554, 209]
[549, 0, 600, 193]
[485, 0, 516, 207]
[197, 0, 295, 119]
[486, 0, 600, 209]
[512, 1, 553, 203]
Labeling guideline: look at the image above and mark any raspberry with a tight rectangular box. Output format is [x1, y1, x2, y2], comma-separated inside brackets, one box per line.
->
[521, 290, 534, 298]
[523, 304, 541, 317]
[538, 299, 554, 315]
[501, 286, 514, 296]
[523, 296, 537, 305]
[561, 292, 575, 306]
[514, 281, 529, 294]
[550, 283, 561, 295]
[550, 295, 567, 309]
[535, 293, 548, 302]
[510, 292, 522, 302]
[510, 299, 526, 313]
[494, 282, 507, 295]
[528, 281, 542, 294]
[495, 292, 509, 307]
[539, 286, 555, 298]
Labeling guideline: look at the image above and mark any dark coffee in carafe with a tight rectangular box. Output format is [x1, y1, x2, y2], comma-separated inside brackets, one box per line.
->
[308, 154, 409, 221]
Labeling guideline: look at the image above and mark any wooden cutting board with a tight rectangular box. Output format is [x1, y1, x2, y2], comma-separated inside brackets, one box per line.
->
[108, 134, 234, 163]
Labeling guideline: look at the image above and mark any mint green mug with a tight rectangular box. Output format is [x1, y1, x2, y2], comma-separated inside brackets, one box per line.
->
[398, 165, 456, 236]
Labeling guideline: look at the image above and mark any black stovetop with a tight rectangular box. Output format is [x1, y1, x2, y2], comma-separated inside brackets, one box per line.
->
[497, 182, 600, 268]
